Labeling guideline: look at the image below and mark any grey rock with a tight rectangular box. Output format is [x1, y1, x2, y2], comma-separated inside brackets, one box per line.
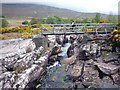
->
[51, 45, 61, 55]
[13, 64, 44, 88]
[94, 63, 120, 75]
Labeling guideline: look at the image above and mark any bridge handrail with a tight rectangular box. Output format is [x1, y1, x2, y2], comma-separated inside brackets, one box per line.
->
[42, 23, 118, 26]
[41, 26, 118, 29]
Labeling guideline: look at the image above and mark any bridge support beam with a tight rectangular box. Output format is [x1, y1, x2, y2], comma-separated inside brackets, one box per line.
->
[43, 35, 48, 53]
[32, 35, 48, 54]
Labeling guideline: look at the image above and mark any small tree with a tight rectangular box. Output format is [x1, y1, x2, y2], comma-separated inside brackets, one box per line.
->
[46, 16, 57, 24]
[1, 19, 9, 28]
[81, 17, 91, 23]
[38, 17, 46, 24]
[107, 15, 117, 23]
[94, 13, 101, 23]
[22, 20, 29, 25]
[54, 16, 63, 24]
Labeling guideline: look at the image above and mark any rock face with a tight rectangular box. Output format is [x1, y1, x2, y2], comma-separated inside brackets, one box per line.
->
[0, 38, 48, 89]
[56, 35, 63, 45]
[94, 63, 120, 75]
[70, 34, 77, 43]
[48, 44, 61, 63]
[51, 45, 61, 55]
[63, 34, 120, 89]
[67, 44, 75, 57]
[63, 35, 68, 44]
[48, 55, 58, 62]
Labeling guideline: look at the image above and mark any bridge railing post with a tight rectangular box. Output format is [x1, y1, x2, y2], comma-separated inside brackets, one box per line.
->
[43, 35, 48, 54]
[95, 28, 98, 35]
[52, 25, 54, 34]
[105, 27, 107, 34]
[64, 25, 66, 33]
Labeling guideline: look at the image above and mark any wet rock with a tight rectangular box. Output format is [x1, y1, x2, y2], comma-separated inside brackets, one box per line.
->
[99, 82, 119, 88]
[70, 35, 77, 43]
[56, 35, 63, 45]
[48, 55, 58, 62]
[76, 83, 85, 88]
[76, 50, 91, 61]
[61, 55, 77, 64]
[51, 45, 61, 55]
[67, 44, 75, 57]
[63, 35, 68, 44]
[76, 35, 83, 44]
[82, 82, 100, 89]
[34, 55, 48, 67]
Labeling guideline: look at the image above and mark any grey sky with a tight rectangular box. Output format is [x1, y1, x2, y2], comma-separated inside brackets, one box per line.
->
[1, 0, 120, 15]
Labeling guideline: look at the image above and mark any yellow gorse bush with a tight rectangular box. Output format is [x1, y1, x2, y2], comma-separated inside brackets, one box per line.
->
[0, 24, 40, 39]
[108, 28, 120, 46]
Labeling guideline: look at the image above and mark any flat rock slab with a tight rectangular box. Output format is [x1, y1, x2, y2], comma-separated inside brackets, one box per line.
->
[103, 53, 118, 63]
[71, 65, 82, 77]
[94, 63, 120, 75]
[61, 54, 77, 64]
[0, 39, 32, 54]
[0, 39, 35, 59]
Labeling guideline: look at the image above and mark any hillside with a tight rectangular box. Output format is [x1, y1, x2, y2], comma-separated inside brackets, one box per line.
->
[2, 3, 108, 18]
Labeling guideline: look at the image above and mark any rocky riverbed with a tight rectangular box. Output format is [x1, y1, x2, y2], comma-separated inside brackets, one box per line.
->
[39, 34, 120, 89]
[0, 35, 56, 89]
[0, 34, 120, 89]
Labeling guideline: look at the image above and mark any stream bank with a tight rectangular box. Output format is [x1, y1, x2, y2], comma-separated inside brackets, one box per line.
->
[38, 34, 120, 89]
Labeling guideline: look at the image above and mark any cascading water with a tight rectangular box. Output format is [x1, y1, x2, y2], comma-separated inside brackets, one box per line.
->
[39, 37, 74, 88]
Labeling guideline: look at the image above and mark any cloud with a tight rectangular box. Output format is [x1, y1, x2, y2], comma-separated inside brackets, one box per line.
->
[1, 0, 119, 14]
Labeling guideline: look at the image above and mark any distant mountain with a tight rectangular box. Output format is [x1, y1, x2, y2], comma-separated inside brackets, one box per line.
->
[2, 3, 108, 18]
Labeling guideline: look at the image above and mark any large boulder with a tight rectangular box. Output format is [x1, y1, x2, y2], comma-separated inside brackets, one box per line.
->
[56, 35, 63, 45]
[51, 45, 61, 55]
[94, 63, 120, 75]
[61, 54, 77, 64]
[76, 50, 91, 61]
[48, 55, 58, 62]
[67, 44, 75, 57]
[63, 35, 68, 44]
[13, 65, 44, 88]
[70, 34, 77, 43]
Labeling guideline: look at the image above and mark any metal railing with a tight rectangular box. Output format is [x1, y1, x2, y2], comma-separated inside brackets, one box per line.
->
[31, 23, 118, 36]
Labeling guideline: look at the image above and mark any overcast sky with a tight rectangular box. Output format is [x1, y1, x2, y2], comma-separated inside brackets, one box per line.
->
[1, 0, 120, 15]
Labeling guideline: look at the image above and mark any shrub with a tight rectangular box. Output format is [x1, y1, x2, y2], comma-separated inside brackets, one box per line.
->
[22, 20, 29, 25]
[46, 16, 57, 24]
[1, 19, 9, 28]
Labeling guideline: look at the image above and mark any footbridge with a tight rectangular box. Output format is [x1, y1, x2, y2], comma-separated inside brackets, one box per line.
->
[31, 23, 118, 52]
[39, 23, 118, 35]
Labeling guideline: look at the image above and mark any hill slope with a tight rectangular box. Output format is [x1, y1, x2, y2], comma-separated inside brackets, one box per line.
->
[2, 3, 108, 18]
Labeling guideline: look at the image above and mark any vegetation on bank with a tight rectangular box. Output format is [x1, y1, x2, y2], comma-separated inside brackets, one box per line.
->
[0, 13, 118, 40]
[108, 27, 120, 52]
